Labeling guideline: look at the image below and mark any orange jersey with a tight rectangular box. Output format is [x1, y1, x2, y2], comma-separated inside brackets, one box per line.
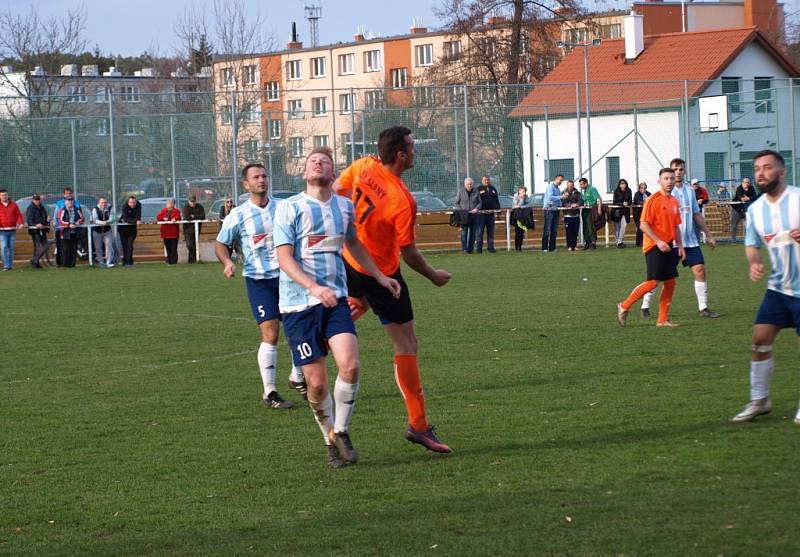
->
[335, 156, 416, 275]
[640, 190, 681, 253]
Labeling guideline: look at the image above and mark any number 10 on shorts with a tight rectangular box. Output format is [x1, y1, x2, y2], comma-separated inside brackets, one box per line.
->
[296, 342, 312, 359]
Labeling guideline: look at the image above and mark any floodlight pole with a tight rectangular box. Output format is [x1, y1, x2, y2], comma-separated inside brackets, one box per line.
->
[790, 78, 798, 185]
[582, 44, 593, 186]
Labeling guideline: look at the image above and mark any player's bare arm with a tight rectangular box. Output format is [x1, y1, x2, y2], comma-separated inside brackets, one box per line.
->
[746, 246, 764, 282]
[276, 244, 338, 307]
[214, 240, 236, 278]
[639, 221, 669, 253]
[693, 212, 716, 249]
[673, 225, 686, 260]
[400, 243, 451, 287]
[344, 237, 401, 298]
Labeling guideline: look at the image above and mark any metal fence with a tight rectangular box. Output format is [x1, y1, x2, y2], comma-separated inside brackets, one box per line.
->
[0, 80, 797, 213]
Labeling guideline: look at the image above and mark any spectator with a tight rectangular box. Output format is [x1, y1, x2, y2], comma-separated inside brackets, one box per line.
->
[91, 197, 116, 268]
[119, 196, 141, 267]
[157, 198, 181, 265]
[579, 178, 601, 250]
[541, 174, 563, 252]
[716, 184, 731, 201]
[561, 180, 583, 251]
[633, 182, 650, 248]
[511, 185, 529, 251]
[183, 194, 205, 264]
[0, 189, 24, 270]
[58, 197, 84, 268]
[54, 187, 87, 262]
[731, 177, 759, 242]
[690, 178, 710, 243]
[453, 177, 480, 253]
[611, 179, 632, 248]
[218, 197, 236, 257]
[476, 175, 500, 253]
[25, 194, 50, 268]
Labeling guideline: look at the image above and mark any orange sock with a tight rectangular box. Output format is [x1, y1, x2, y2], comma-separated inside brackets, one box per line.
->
[348, 297, 368, 322]
[658, 278, 676, 323]
[622, 279, 659, 311]
[393, 355, 428, 431]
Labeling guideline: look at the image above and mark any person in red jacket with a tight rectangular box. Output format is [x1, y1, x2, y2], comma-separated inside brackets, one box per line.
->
[0, 189, 25, 271]
[156, 198, 181, 264]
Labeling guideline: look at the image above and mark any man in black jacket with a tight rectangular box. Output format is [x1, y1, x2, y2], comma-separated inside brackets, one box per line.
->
[183, 195, 206, 263]
[731, 177, 759, 242]
[25, 194, 49, 268]
[476, 175, 500, 253]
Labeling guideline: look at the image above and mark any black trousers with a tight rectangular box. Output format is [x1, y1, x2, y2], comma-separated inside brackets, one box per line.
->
[61, 236, 77, 267]
[564, 215, 580, 249]
[120, 228, 137, 265]
[514, 222, 525, 251]
[55, 235, 62, 266]
[30, 233, 48, 265]
[184, 228, 197, 263]
[164, 238, 179, 264]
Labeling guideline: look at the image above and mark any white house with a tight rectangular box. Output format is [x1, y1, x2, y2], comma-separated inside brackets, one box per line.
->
[510, 14, 800, 199]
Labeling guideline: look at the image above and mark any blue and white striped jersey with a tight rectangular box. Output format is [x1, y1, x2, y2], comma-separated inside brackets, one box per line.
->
[672, 183, 701, 248]
[746, 186, 800, 298]
[216, 199, 280, 280]
[273, 192, 356, 313]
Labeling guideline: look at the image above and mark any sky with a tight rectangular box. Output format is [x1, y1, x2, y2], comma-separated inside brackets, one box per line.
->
[6, 0, 799, 57]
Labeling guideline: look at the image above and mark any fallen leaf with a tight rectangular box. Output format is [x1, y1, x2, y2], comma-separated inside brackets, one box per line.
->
[565, 516, 573, 523]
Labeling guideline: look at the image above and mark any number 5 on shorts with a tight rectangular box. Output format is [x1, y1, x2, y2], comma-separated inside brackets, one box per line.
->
[257, 305, 265, 318]
[296, 342, 312, 360]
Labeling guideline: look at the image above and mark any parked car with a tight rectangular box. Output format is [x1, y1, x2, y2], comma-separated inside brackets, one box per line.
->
[135, 197, 188, 223]
[411, 191, 448, 212]
[17, 193, 98, 223]
[498, 194, 514, 209]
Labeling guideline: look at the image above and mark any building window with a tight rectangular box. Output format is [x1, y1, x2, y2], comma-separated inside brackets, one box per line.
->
[565, 28, 588, 44]
[313, 135, 329, 148]
[341, 132, 352, 152]
[545, 158, 574, 181]
[722, 77, 741, 113]
[266, 81, 280, 101]
[127, 150, 141, 166]
[221, 67, 235, 87]
[478, 82, 497, 103]
[365, 90, 385, 109]
[95, 86, 111, 103]
[120, 86, 140, 103]
[476, 37, 496, 58]
[391, 68, 407, 89]
[69, 86, 87, 103]
[338, 53, 355, 75]
[704, 152, 726, 181]
[75, 119, 89, 136]
[289, 137, 305, 157]
[244, 65, 258, 85]
[599, 24, 621, 39]
[606, 156, 620, 193]
[448, 86, 463, 106]
[312, 96, 327, 116]
[311, 57, 327, 78]
[364, 50, 381, 72]
[754, 77, 773, 113]
[268, 119, 281, 139]
[96, 119, 108, 136]
[123, 119, 138, 136]
[339, 93, 354, 114]
[221, 106, 232, 125]
[443, 40, 461, 62]
[415, 86, 436, 107]
[288, 99, 304, 118]
[415, 44, 433, 67]
[241, 104, 260, 124]
[244, 139, 260, 159]
[287, 60, 302, 80]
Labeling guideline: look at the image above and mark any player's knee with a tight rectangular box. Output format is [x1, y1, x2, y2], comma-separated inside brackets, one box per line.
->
[338, 359, 360, 383]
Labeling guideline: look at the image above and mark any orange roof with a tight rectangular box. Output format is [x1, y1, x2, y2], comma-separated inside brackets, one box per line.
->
[510, 27, 800, 118]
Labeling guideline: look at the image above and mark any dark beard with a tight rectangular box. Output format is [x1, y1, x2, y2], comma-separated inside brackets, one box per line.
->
[759, 177, 780, 195]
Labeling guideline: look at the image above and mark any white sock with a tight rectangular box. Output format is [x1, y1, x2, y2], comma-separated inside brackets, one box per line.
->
[695, 280, 708, 311]
[750, 358, 774, 400]
[289, 364, 304, 383]
[308, 392, 334, 444]
[642, 290, 655, 310]
[333, 377, 360, 434]
[257, 342, 277, 397]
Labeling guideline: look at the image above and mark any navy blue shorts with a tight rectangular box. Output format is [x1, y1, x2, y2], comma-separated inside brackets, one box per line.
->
[245, 277, 281, 324]
[282, 298, 356, 366]
[682, 246, 705, 268]
[755, 289, 800, 335]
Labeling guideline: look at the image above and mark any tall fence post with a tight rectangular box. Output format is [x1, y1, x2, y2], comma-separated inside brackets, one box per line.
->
[231, 91, 239, 199]
[267, 111, 274, 187]
[633, 103, 639, 188]
[350, 88, 356, 163]
[463, 84, 470, 179]
[70, 119, 78, 196]
[361, 110, 366, 156]
[791, 78, 798, 184]
[575, 82, 582, 179]
[583, 48, 593, 186]
[107, 90, 117, 221]
[453, 105, 460, 188]
[544, 104, 550, 181]
[169, 115, 178, 200]
[684, 80, 692, 177]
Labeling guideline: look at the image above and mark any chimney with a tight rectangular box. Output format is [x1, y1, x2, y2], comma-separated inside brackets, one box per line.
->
[82, 65, 98, 76]
[287, 21, 303, 49]
[103, 66, 122, 77]
[60, 64, 80, 76]
[410, 17, 427, 34]
[744, 0, 779, 32]
[624, 11, 644, 62]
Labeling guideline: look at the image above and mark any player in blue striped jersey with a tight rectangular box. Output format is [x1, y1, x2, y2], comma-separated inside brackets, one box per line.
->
[732, 150, 800, 425]
[275, 147, 401, 468]
[215, 163, 306, 410]
[669, 158, 719, 318]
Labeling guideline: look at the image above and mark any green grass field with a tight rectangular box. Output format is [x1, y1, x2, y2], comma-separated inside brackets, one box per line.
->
[3, 245, 800, 556]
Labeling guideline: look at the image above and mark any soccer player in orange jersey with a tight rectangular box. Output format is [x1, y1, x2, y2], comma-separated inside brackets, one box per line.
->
[617, 168, 686, 327]
[333, 126, 453, 454]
